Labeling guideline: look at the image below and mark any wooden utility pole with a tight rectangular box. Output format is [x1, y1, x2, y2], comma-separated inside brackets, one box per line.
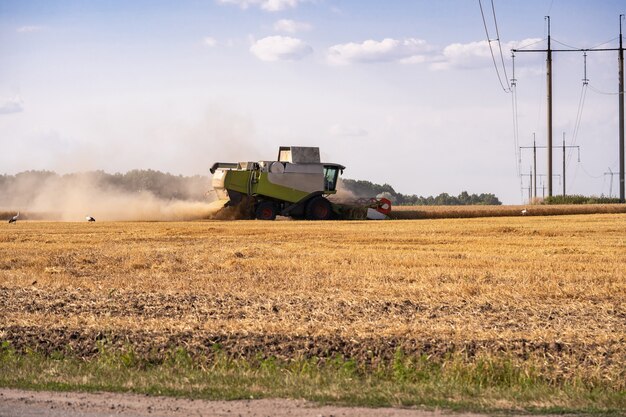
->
[562, 133, 566, 196]
[619, 15, 624, 202]
[513, 16, 625, 202]
[533, 134, 537, 199]
[546, 17, 553, 197]
[520, 136, 579, 199]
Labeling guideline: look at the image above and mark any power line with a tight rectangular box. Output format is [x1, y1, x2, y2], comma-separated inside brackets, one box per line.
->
[490, 0, 511, 90]
[478, 0, 510, 93]
[511, 16, 625, 201]
[511, 83, 521, 176]
[515, 38, 546, 50]
[551, 38, 580, 50]
[590, 36, 619, 49]
[567, 82, 588, 171]
[579, 162, 604, 179]
[588, 83, 620, 95]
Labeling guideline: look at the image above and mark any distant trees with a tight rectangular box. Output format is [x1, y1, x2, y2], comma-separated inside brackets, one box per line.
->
[341, 179, 502, 206]
[0, 170, 502, 207]
[543, 195, 620, 205]
[0, 170, 210, 207]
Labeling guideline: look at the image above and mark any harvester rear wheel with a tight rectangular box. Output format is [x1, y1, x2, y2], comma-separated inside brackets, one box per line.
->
[305, 196, 332, 220]
[255, 201, 277, 220]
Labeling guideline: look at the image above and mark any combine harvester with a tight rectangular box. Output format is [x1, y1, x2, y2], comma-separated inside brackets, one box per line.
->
[210, 146, 391, 220]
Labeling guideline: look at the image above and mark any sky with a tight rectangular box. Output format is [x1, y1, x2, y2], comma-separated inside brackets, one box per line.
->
[0, 0, 625, 204]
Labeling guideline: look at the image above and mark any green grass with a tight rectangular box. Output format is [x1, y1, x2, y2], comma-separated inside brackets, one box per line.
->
[0, 342, 624, 415]
[542, 195, 621, 204]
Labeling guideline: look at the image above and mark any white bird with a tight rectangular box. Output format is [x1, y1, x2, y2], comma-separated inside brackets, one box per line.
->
[8, 212, 19, 224]
[86, 216, 96, 222]
[521, 209, 528, 216]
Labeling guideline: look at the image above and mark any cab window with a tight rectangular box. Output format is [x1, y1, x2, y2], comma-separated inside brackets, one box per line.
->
[323, 166, 339, 191]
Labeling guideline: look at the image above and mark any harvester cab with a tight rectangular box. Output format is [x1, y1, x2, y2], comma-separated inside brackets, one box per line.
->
[210, 146, 390, 220]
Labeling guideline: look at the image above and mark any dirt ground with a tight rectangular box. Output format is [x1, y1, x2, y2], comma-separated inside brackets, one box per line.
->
[0, 388, 559, 417]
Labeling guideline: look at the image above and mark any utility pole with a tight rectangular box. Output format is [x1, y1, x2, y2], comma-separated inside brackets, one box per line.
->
[562, 133, 566, 196]
[512, 16, 625, 202]
[605, 168, 618, 197]
[619, 14, 625, 202]
[533, 133, 537, 199]
[529, 167, 532, 202]
[546, 16, 553, 197]
[520, 170, 532, 203]
[521, 173, 561, 202]
[520, 138, 578, 199]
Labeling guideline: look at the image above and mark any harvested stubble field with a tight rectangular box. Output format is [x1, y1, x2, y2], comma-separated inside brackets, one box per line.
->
[389, 203, 626, 219]
[0, 213, 625, 412]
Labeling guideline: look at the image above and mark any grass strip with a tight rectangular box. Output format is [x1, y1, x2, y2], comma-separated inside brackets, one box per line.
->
[0, 342, 623, 415]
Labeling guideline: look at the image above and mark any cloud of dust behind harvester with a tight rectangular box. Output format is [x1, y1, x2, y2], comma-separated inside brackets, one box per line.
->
[0, 172, 224, 221]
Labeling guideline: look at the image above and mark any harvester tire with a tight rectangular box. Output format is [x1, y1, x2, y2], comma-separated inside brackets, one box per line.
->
[305, 196, 332, 220]
[255, 201, 277, 220]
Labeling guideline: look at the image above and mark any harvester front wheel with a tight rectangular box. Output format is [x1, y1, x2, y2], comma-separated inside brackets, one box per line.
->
[305, 196, 332, 220]
[255, 201, 277, 220]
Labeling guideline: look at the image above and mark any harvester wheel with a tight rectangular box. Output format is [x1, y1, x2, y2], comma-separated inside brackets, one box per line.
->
[305, 196, 332, 220]
[255, 201, 277, 220]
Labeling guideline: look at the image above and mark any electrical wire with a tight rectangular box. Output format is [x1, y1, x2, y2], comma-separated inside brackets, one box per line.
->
[478, 0, 511, 93]
[490, 0, 511, 90]
[511, 84, 521, 177]
[588, 84, 620, 95]
[579, 162, 605, 179]
[589, 36, 619, 49]
[515, 38, 546, 50]
[566, 83, 587, 170]
[551, 38, 580, 50]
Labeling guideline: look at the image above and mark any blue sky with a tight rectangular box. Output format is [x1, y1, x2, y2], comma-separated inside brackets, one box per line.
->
[1, 0, 625, 203]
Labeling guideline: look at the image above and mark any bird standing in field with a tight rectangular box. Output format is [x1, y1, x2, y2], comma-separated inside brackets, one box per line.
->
[86, 216, 96, 222]
[8, 212, 19, 224]
[521, 209, 528, 216]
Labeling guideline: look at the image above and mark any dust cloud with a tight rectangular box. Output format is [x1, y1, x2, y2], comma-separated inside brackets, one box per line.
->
[0, 106, 263, 222]
[0, 172, 222, 221]
[328, 178, 359, 203]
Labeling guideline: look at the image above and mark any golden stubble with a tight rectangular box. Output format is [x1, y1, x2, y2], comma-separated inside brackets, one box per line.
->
[1, 214, 624, 345]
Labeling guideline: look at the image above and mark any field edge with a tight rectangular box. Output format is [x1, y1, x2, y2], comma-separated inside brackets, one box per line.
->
[0, 342, 624, 415]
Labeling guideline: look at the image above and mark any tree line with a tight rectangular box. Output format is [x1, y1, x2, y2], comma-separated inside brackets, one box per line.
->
[0, 170, 502, 206]
[0, 170, 210, 204]
[341, 179, 502, 206]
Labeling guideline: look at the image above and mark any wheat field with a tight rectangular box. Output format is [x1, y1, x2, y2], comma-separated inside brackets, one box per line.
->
[1, 214, 625, 388]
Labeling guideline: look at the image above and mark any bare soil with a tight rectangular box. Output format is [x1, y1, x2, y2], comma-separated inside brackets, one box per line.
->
[1, 287, 623, 376]
[0, 388, 560, 417]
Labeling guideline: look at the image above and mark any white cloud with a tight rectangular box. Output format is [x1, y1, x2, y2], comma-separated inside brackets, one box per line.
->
[329, 124, 368, 137]
[250, 36, 313, 61]
[273, 19, 312, 33]
[327, 38, 431, 65]
[17, 25, 43, 33]
[431, 38, 542, 71]
[217, 0, 302, 12]
[203, 37, 218, 47]
[0, 97, 24, 115]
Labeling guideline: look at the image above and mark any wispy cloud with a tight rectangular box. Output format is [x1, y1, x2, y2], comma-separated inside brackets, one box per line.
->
[203, 37, 218, 47]
[217, 0, 303, 12]
[430, 38, 542, 70]
[329, 124, 368, 138]
[326, 36, 542, 70]
[327, 38, 431, 65]
[17, 25, 44, 33]
[250, 36, 313, 61]
[274, 19, 312, 33]
[0, 97, 24, 115]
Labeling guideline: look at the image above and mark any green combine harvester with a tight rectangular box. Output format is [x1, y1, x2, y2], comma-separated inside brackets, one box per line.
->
[210, 146, 391, 220]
